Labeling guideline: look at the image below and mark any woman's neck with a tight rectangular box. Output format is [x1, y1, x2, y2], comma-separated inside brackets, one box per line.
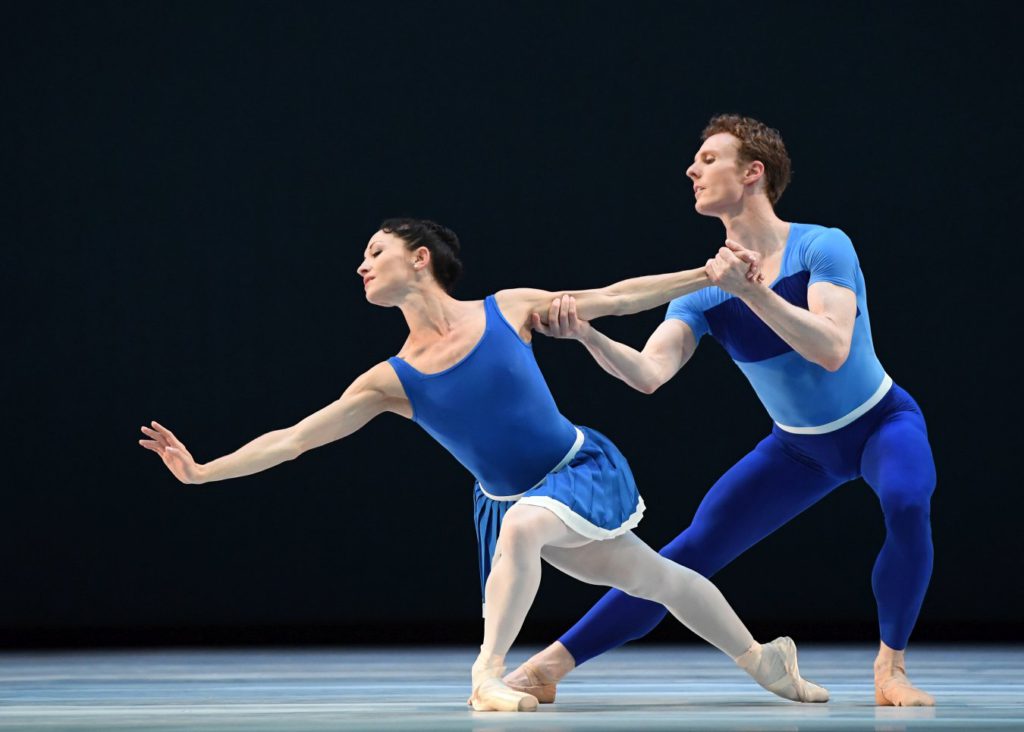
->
[398, 287, 465, 338]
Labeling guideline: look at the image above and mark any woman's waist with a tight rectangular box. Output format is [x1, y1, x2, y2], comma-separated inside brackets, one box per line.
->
[474, 425, 584, 501]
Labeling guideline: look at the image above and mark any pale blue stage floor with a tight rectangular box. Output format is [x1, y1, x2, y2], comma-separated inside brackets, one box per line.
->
[1, 645, 1021, 731]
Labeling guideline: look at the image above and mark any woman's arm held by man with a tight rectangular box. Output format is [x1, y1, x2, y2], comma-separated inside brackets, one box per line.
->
[497, 245, 762, 333]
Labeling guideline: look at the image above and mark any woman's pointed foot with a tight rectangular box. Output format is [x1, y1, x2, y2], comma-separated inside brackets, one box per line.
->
[736, 637, 829, 703]
[503, 660, 557, 704]
[470, 657, 538, 712]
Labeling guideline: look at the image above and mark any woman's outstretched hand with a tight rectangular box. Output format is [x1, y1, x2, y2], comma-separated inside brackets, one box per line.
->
[139, 421, 205, 484]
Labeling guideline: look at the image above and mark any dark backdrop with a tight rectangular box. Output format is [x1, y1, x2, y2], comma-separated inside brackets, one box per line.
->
[3, 1, 1020, 647]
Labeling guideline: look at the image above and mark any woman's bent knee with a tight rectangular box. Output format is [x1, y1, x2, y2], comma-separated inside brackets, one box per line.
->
[623, 558, 691, 602]
[497, 507, 565, 558]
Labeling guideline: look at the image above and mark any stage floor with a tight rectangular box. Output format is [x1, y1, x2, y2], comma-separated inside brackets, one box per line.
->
[1, 645, 1021, 730]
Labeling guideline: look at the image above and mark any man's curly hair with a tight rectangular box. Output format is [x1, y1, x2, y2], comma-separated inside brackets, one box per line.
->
[702, 114, 792, 206]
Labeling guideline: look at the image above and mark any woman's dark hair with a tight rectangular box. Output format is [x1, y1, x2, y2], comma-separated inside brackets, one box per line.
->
[380, 218, 463, 293]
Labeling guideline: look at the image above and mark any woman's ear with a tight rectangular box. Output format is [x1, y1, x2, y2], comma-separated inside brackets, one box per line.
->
[412, 245, 431, 270]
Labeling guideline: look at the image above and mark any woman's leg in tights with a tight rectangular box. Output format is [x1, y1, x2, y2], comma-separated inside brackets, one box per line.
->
[470, 503, 586, 710]
[542, 532, 753, 658]
[542, 530, 828, 702]
[480, 504, 587, 660]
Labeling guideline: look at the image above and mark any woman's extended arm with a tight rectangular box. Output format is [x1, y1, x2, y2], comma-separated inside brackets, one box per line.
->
[499, 268, 708, 330]
[139, 362, 409, 484]
[495, 246, 760, 334]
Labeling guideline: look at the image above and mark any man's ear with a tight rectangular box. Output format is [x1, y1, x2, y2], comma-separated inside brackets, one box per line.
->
[743, 160, 765, 186]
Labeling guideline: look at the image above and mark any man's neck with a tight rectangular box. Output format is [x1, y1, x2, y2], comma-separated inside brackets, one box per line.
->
[720, 200, 790, 256]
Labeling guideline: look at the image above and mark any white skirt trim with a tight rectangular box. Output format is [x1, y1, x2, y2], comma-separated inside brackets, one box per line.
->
[517, 494, 647, 541]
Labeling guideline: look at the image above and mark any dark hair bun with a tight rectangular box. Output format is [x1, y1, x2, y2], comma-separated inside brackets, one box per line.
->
[423, 220, 461, 254]
[380, 218, 464, 293]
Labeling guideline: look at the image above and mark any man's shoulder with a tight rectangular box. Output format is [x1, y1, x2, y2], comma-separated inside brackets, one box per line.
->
[792, 222, 853, 249]
[788, 222, 857, 269]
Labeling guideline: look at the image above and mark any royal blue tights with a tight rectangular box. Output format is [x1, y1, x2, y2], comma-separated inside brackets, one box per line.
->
[560, 384, 935, 662]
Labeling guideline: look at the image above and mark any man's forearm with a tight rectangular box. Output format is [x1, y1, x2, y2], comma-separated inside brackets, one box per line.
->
[579, 327, 663, 393]
[741, 287, 849, 371]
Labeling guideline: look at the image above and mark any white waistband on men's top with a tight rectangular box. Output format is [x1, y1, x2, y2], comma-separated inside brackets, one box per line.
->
[775, 374, 893, 435]
[478, 427, 585, 501]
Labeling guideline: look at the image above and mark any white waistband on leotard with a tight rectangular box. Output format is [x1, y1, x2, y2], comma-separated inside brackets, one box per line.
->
[774, 374, 893, 435]
[478, 427, 585, 501]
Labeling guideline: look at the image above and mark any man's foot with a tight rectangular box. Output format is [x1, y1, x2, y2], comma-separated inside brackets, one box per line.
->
[503, 642, 575, 704]
[735, 637, 830, 703]
[470, 656, 538, 712]
[874, 642, 935, 707]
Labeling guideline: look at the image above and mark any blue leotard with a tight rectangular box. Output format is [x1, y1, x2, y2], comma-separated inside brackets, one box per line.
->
[388, 296, 578, 497]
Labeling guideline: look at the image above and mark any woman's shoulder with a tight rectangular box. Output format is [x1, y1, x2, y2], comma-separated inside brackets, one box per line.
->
[361, 359, 408, 395]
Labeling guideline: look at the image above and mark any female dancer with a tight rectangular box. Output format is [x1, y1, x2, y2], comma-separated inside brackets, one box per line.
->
[139, 218, 827, 711]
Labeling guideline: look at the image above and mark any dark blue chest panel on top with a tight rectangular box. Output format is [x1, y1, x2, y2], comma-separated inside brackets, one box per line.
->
[705, 271, 860, 363]
[705, 272, 810, 363]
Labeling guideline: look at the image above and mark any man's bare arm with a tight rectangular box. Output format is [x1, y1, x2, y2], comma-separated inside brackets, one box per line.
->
[533, 295, 697, 393]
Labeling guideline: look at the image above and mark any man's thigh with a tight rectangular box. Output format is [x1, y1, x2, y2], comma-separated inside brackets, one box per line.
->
[659, 434, 842, 575]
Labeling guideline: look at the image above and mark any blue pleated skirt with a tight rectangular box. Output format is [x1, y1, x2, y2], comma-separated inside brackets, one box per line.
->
[472, 425, 645, 601]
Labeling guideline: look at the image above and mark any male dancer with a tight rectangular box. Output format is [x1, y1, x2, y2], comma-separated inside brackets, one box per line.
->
[507, 115, 936, 706]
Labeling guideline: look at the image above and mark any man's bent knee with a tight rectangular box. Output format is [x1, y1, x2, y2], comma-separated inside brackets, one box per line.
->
[881, 491, 932, 530]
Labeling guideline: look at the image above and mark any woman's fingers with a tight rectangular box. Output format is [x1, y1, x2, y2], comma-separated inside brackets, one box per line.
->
[139, 439, 164, 454]
[151, 421, 187, 450]
[150, 421, 180, 445]
[139, 428, 194, 483]
[140, 426, 165, 444]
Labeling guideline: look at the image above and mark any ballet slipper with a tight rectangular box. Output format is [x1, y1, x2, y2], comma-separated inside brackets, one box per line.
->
[503, 660, 557, 704]
[874, 643, 935, 707]
[469, 657, 538, 712]
[735, 637, 829, 703]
